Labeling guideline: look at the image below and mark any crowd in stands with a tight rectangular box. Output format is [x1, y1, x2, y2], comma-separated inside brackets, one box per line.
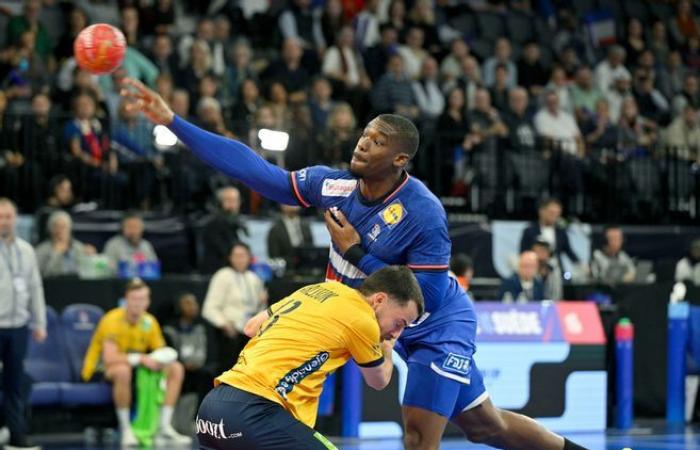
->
[0, 0, 698, 223]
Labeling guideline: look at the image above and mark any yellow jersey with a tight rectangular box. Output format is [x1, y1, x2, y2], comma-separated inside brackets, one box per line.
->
[216, 281, 384, 427]
[81, 307, 166, 381]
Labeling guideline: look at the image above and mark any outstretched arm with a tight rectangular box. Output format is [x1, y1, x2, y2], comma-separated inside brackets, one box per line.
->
[120, 77, 298, 205]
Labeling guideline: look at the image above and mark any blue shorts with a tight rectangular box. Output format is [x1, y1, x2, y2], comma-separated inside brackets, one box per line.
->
[395, 293, 488, 419]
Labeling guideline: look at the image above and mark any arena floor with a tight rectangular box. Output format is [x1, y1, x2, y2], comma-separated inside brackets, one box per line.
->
[28, 424, 700, 450]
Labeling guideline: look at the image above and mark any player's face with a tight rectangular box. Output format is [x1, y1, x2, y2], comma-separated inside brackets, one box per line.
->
[374, 295, 419, 341]
[350, 121, 406, 179]
[125, 287, 150, 321]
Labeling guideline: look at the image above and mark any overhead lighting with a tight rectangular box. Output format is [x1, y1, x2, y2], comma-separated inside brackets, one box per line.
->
[258, 129, 289, 151]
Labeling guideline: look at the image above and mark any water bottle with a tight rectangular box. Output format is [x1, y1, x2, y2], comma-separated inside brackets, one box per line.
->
[667, 300, 689, 425]
[615, 317, 634, 429]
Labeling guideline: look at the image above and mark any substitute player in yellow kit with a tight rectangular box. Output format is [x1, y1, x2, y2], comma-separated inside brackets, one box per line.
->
[195, 266, 423, 450]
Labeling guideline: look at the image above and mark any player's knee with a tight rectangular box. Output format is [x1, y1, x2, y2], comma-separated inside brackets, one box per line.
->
[166, 361, 184, 381]
[109, 364, 132, 384]
[403, 429, 440, 450]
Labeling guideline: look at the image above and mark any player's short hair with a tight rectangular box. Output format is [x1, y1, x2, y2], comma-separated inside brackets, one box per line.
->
[125, 278, 149, 295]
[374, 114, 420, 159]
[358, 266, 424, 316]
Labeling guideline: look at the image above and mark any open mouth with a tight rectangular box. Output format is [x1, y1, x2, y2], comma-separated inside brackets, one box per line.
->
[352, 152, 367, 164]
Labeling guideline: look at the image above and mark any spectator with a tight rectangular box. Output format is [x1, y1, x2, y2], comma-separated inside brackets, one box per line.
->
[261, 38, 311, 104]
[177, 39, 214, 102]
[467, 88, 508, 153]
[591, 226, 636, 285]
[622, 18, 646, 68]
[120, 6, 142, 50]
[520, 198, 581, 273]
[307, 77, 337, 131]
[267, 204, 314, 270]
[412, 57, 445, 120]
[34, 211, 95, 277]
[443, 55, 482, 111]
[196, 97, 234, 138]
[449, 253, 474, 295]
[407, 0, 440, 55]
[103, 212, 159, 275]
[169, 89, 191, 121]
[517, 41, 549, 97]
[210, 15, 233, 76]
[436, 88, 471, 192]
[531, 239, 562, 301]
[440, 39, 470, 84]
[658, 51, 686, 102]
[584, 100, 619, 152]
[488, 63, 510, 113]
[648, 20, 672, 66]
[499, 251, 545, 303]
[397, 26, 428, 80]
[148, 34, 179, 78]
[617, 96, 658, 154]
[363, 24, 399, 83]
[675, 238, 700, 284]
[606, 71, 633, 124]
[202, 187, 248, 273]
[483, 37, 517, 88]
[558, 47, 581, 80]
[386, 0, 408, 42]
[317, 103, 359, 165]
[202, 243, 267, 374]
[54, 6, 89, 62]
[570, 65, 603, 124]
[140, 0, 176, 36]
[221, 39, 258, 110]
[632, 69, 669, 125]
[534, 89, 583, 156]
[663, 105, 700, 162]
[545, 66, 573, 113]
[35, 175, 75, 243]
[230, 79, 262, 138]
[177, 17, 215, 69]
[1, 29, 50, 103]
[669, 0, 700, 48]
[277, 0, 324, 52]
[672, 74, 700, 117]
[503, 87, 536, 152]
[371, 53, 419, 119]
[0, 197, 46, 450]
[6, 0, 52, 62]
[80, 278, 191, 446]
[162, 293, 217, 407]
[319, 0, 346, 50]
[594, 45, 631, 94]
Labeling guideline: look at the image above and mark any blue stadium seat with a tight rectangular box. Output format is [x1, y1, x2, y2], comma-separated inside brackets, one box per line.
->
[60, 304, 112, 406]
[25, 306, 68, 406]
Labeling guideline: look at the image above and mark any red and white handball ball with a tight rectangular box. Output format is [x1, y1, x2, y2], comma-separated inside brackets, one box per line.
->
[74, 24, 126, 75]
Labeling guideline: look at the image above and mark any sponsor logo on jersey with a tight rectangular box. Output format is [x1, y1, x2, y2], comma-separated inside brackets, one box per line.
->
[322, 179, 357, 197]
[367, 223, 382, 242]
[275, 351, 330, 399]
[442, 353, 472, 376]
[195, 417, 242, 440]
[380, 201, 406, 226]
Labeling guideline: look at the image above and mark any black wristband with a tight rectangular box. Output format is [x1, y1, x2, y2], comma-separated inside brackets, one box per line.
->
[344, 243, 366, 267]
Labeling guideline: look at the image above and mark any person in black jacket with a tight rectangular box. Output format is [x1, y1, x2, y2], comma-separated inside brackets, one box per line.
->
[201, 187, 248, 273]
[499, 251, 545, 302]
[266, 204, 313, 270]
[519, 198, 580, 274]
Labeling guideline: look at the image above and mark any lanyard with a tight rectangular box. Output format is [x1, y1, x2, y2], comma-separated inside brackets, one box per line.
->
[0, 240, 22, 278]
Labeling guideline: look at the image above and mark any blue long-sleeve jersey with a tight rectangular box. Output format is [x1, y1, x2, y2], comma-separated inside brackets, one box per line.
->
[170, 115, 472, 316]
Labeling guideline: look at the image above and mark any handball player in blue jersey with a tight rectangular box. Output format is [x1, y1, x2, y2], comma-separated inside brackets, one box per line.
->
[121, 78, 585, 450]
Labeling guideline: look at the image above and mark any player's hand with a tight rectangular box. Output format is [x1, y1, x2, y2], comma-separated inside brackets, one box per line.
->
[120, 77, 175, 126]
[140, 355, 163, 371]
[32, 328, 47, 343]
[324, 209, 360, 254]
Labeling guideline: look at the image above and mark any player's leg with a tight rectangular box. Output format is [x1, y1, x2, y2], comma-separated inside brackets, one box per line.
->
[400, 362, 461, 450]
[156, 361, 191, 443]
[104, 362, 137, 445]
[163, 360, 185, 407]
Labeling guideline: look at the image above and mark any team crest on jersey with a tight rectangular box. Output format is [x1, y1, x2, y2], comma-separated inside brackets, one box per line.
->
[380, 201, 406, 226]
[322, 179, 357, 197]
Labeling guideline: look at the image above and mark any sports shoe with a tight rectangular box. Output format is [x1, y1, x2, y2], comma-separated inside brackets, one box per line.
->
[0, 426, 9, 445]
[154, 425, 192, 446]
[120, 428, 139, 447]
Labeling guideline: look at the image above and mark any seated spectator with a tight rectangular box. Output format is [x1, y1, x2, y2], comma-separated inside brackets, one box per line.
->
[545, 66, 573, 113]
[148, 34, 179, 78]
[398, 26, 428, 80]
[632, 69, 669, 125]
[583, 100, 619, 152]
[34, 211, 95, 277]
[606, 71, 633, 124]
[449, 253, 474, 296]
[672, 74, 700, 117]
[176, 39, 214, 103]
[669, 0, 700, 48]
[35, 175, 75, 242]
[440, 39, 470, 84]
[371, 53, 419, 119]
[499, 251, 544, 303]
[261, 38, 311, 104]
[202, 243, 267, 374]
[663, 105, 700, 162]
[54, 6, 89, 63]
[570, 66, 603, 124]
[5, 0, 52, 62]
[363, 24, 399, 83]
[675, 238, 700, 284]
[317, 102, 360, 166]
[488, 63, 510, 113]
[267, 204, 314, 270]
[617, 97, 657, 155]
[230, 79, 262, 138]
[221, 39, 258, 110]
[622, 18, 645, 68]
[520, 198, 581, 274]
[517, 41, 549, 97]
[196, 96, 235, 138]
[443, 55, 482, 111]
[103, 212, 159, 275]
[658, 52, 686, 106]
[591, 226, 636, 285]
[534, 89, 583, 156]
[503, 87, 536, 152]
[1, 29, 49, 104]
[163, 293, 217, 407]
[467, 88, 508, 153]
[407, 0, 440, 55]
[412, 56, 444, 120]
[201, 187, 248, 273]
[649, 20, 672, 68]
[307, 77, 337, 131]
[595, 45, 631, 94]
[436, 88, 471, 193]
[80, 279, 191, 446]
[531, 239, 562, 301]
[277, 0, 324, 52]
[483, 37, 517, 88]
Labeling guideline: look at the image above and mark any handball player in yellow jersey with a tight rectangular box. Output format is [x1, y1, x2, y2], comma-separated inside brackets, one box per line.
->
[195, 266, 423, 450]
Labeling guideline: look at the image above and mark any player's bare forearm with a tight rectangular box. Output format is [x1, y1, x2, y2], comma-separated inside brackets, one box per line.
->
[244, 310, 270, 338]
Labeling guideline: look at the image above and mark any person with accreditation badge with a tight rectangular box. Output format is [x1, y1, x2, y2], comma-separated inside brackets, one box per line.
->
[0, 197, 47, 450]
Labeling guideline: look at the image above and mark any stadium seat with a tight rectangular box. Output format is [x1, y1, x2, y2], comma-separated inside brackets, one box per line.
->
[448, 13, 477, 38]
[621, 0, 650, 24]
[571, 0, 598, 17]
[506, 12, 534, 44]
[476, 12, 505, 41]
[60, 304, 112, 406]
[647, 2, 674, 21]
[25, 306, 69, 406]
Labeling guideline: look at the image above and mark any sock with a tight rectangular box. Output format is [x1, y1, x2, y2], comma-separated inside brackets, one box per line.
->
[564, 438, 589, 450]
[160, 405, 174, 429]
[116, 408, 131, 433]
